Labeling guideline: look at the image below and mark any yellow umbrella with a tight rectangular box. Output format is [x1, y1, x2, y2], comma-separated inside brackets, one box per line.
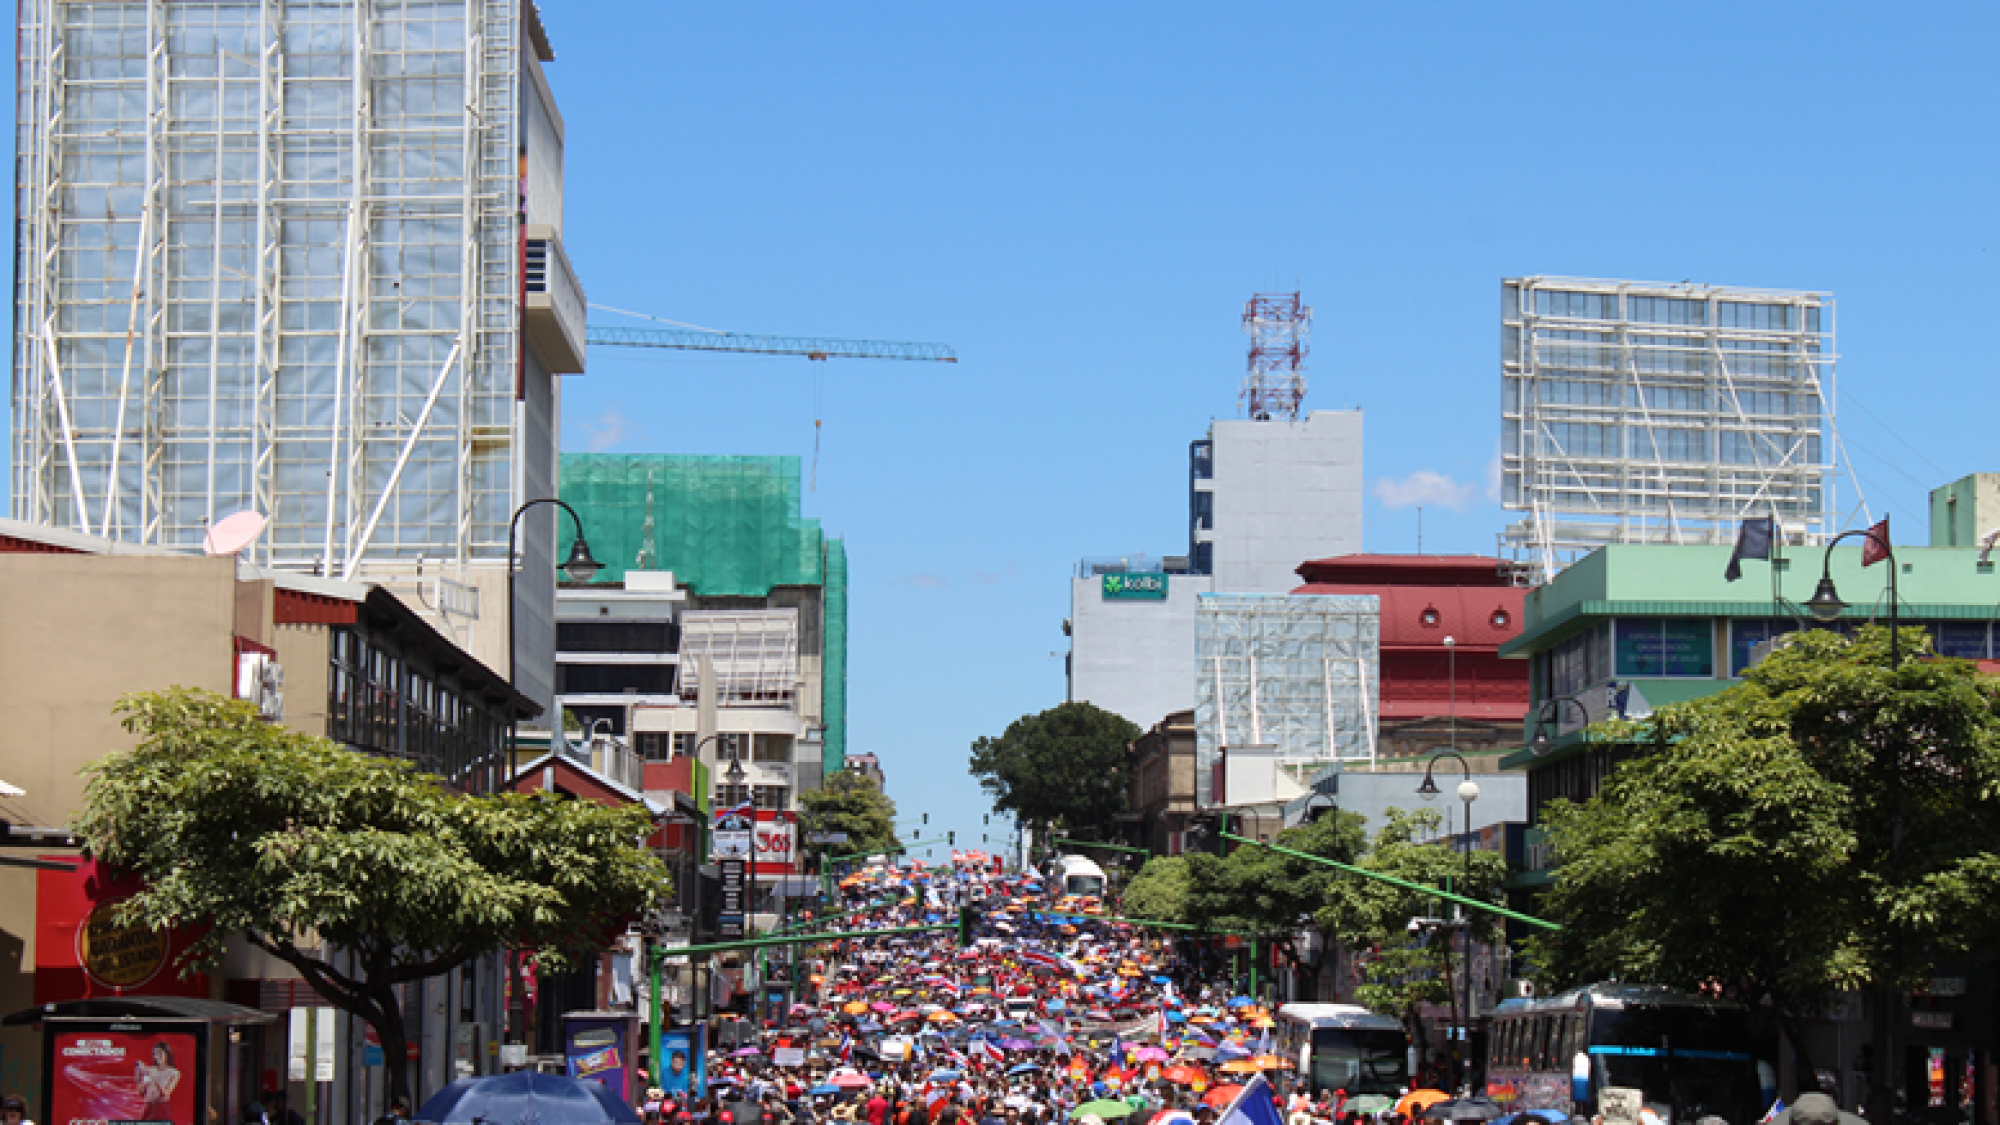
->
[843, 1001, 867, 1015]
[927, 1011, 958, 1023]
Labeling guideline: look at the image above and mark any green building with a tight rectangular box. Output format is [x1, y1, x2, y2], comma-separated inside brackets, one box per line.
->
[560, 454, 849, 776]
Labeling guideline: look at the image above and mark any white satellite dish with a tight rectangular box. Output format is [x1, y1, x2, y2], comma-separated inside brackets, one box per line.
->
[203, 510, 268, 557]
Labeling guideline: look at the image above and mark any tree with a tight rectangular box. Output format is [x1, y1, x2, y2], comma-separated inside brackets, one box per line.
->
[1528, 626, 2000, 1106]
[1123, 855, 1194, 923]
[967, 701, 1139, 834]
[1176, 807, 1507, 1080]
[798, 768, 899, 870]
[76, 689, 672, 1107]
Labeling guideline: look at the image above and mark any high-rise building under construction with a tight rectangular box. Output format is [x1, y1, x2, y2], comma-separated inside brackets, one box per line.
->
[12, 0, 588, 709]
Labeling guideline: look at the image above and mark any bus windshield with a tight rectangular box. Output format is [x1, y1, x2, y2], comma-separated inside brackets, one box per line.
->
[1590, 1006, 1761, 1125]
[1067, 875, 1105, 898]
[1309, 1028, 1408, 1096]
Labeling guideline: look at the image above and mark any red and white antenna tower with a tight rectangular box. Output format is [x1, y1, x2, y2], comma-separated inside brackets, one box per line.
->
[1241, 292, 1311, 420]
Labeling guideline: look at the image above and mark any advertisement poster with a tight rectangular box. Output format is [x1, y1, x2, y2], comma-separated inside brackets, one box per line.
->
[36, 860, 209, 1003]
[656, 1028, 705, 1100]
[564, 1018, 635, 1104]
[51, 1029, 200, 1125]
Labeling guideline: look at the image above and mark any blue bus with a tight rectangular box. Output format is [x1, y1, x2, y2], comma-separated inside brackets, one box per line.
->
[1485, 984, 1773, 1125]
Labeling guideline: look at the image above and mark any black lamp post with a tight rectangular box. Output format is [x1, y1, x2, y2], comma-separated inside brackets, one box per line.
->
[1803, 528, 1904, 1119]
[505, 497, 602, 695]
[1417, 750, 1480, 1091]
[1528, 694, 1591, 756]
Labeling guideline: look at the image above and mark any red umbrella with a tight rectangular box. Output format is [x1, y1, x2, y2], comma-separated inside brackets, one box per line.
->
[1203, 1086, 1244, 1109]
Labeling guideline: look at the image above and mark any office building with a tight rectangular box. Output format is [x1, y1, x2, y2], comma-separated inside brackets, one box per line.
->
[1190, 411, 1366, 590]
[12, 0, 587, 712]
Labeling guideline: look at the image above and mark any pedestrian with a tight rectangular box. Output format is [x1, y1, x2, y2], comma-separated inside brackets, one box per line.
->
[2, 1096, 33, 1125]
[372, 1097, 412, 1125]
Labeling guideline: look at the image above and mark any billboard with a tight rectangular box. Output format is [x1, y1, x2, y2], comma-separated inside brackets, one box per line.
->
[655, 1028, 706, 1100]
[50, 1028, 201, 1125]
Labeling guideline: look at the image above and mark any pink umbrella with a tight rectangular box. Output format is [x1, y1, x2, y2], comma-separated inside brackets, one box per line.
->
[1133, 1047, 1170, 1062]
[870, 1001, 897, 1013]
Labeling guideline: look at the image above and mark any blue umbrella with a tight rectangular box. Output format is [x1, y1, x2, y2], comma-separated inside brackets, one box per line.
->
[811, 1086, 842, 1098]
[1226, 996, 1255, 1008]
[1008, 1063, 1042, 1077]
[415, 1073, 639, 1125]
[928, 1069, 963, 1083]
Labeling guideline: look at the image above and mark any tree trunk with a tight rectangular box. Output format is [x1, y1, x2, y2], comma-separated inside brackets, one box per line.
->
[369, 984, 416, 1111]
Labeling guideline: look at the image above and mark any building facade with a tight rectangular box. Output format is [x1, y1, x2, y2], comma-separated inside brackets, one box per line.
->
[1190, 411, 1365, 590]
[0, 518, 532, 1124]
[12, 0, 588, 713]
[1293, 554, 1530, 759]
[1499, 277, 1834, 582]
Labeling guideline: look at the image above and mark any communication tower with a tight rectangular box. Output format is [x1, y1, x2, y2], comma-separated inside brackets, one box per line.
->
[1241, 293, 1311, 420]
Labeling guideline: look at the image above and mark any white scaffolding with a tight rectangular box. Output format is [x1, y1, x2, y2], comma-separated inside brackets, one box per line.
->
[1193, 594, 1380, 807]
[1499, 277, 1837, 583]
[13, 0, 523, 572]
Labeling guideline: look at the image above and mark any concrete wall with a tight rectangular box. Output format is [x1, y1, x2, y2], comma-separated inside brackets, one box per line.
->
[1930, 473, 2000, 549]
[1068, 573, 1214, 729]
[1209, 411, 1364, 593]
[0, 552, 241, 1097]
[1333, 769, 1528, 839]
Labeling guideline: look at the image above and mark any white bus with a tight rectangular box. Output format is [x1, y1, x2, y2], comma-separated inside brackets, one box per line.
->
[1052, 854, 1107, 899]
[1273, 1003, 1411, 1097]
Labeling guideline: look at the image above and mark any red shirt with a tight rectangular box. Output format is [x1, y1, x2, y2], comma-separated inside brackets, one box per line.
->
[866, 1097, 890, 1125]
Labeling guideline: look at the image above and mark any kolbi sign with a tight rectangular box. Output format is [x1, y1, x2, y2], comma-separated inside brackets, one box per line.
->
[1101, 573, 1168, 601]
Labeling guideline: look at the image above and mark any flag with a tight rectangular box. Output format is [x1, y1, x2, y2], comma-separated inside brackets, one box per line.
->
[1218, 1075, 1285, 1125]
[1862, 516, 1891, 567]
[1724, 516, 1774, 581]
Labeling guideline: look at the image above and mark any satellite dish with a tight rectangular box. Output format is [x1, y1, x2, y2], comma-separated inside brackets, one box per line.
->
[202, 510, 268, 557]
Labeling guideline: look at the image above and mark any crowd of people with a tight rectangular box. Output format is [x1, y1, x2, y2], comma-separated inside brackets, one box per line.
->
[628, 856, 1403, 1125]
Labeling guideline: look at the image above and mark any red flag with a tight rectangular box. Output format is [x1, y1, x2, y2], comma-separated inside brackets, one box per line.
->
[1862, 517, 1891, 567]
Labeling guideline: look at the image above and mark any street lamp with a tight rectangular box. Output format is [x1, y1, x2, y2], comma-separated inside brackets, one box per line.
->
[1444, 635, 1457, 752]
[505, 496, 602, 694]
[1417, 750, 1480, 1092]
[1804, 526, 1904, 1119]
[1528, 694, 1591, 756]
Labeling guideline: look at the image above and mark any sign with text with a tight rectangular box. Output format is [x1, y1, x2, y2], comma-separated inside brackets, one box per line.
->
[51, 1027, 201, 1125]
[718, 859, 747, 939]
[754, 822, 796, 869]
[1101, 573, 1168, 600]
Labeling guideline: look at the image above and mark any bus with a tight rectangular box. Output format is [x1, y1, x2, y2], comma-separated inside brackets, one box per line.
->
[1484, 984, 1774, 1125]
[1052, 855, 1107, 899]
[1273, 1003, 1411, 1098]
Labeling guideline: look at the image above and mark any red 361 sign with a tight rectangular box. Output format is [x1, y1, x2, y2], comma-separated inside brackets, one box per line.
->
[754, 825, 795, 863]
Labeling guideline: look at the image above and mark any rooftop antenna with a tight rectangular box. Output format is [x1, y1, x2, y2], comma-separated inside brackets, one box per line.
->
[1241, 292, 1310, 421]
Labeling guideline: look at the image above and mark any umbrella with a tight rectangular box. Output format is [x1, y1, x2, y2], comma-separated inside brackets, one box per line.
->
[730, 1047, 763, 1058]
[927, 1069, 963, 1083]
[1217, 1060, 1262, 1075]
[1396, 1091, 1454, 1117]
[1492, 1114, 1569, 1125]
[1201, 1086, 1244, 1110]
[1072, 1101, 1139, 1120]
[415, 1073, 640, 1125]
[829, 1071, 873, 1089]
[1007, 1063, 1043, 1077]
[1161, 1065, 1204, 1086]
[810, 1086, 842, 1098]
[1133, 1047, 1170, 1063]
[1248, 1055, 1293, 1070]
[1226, 997, 1256, 1008]
[1423, 1099, 1505, 1123]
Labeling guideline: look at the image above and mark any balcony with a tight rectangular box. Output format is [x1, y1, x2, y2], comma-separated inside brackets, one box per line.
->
[524, 225, 586, 374]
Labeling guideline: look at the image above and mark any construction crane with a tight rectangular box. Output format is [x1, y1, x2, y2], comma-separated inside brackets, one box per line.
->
[586, 324, 956, 363]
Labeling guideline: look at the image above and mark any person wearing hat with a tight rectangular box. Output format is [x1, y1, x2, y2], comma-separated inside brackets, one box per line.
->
[2, 1096, 34, 1125]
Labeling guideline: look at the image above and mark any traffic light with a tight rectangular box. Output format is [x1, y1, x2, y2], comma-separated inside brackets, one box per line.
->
[956, 904, 977, 946]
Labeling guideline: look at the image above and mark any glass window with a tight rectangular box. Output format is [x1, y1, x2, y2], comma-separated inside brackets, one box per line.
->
[638, 732, 671, 761]
[751, 733, 791, 762]
[752, 785, 790, 811]
[1730, 619, 1795, 676]
[1615, 618, 1714, 677]
[715, 783, 750, 807]
[1934, 622, 1991, 660]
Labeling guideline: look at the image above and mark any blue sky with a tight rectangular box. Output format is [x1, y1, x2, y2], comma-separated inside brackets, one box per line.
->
[9, 3, 2000, 860]
[547, 3, 1998, 856]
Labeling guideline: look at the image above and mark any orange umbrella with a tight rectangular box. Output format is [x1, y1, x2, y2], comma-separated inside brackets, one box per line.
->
[927, 1010, 958, 1023]
[1203, 1086, 1245, 1109]
[1250, 1055, 1294, 1070]
[1396, 1090, 1451, 1117]
[1218, 1060, 1262, 1075]
[1163, 1065, 1205, 1086]
[843, 1001, 867, 1015]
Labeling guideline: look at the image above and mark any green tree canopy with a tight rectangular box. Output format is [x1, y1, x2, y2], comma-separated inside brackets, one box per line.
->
[76, 689, 672, 1106]
[798, 768, 900, 868]
[967, 701, 1139, 833]
[1528, 626, 2000, 1094]
[1122, 854, 1194, 923]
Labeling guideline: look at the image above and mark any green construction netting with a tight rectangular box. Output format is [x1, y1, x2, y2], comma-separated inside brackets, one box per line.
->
[823, 537, 848, 773]
[561, 454, 825, 595]
[560, 453, 849, 770]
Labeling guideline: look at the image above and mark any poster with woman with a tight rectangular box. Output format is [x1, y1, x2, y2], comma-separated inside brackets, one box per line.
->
[50, 1030, 198, 1125]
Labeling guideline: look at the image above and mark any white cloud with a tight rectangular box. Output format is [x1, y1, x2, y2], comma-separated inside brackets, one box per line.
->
[581, 405, 633, 452]
[1374, 470, 1476, 512]
[970, 561, 1019, 586]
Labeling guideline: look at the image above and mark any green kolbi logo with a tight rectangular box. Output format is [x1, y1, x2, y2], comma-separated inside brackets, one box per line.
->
[1101, 573, 1168, 600]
